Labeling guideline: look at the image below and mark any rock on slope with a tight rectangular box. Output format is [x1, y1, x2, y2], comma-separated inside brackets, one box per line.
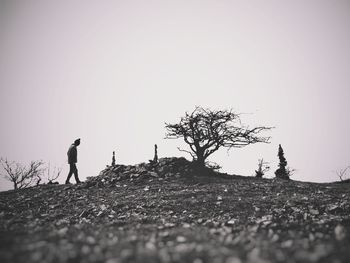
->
[0, 157, 349, 263]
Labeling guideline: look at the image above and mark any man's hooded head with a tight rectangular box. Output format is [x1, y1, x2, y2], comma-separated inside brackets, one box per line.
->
[74, 138, 81, 146]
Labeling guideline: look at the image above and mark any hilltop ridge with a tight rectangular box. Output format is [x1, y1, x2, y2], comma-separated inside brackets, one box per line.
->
[0, 157, 349, 263]
[85, 157, 234, 187]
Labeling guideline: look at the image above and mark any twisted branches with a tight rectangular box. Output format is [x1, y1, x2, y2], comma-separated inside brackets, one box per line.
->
[165, 106, 273, 166]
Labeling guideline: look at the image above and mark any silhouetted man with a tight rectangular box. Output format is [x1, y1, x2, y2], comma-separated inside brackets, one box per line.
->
[66, 138, 81, 184]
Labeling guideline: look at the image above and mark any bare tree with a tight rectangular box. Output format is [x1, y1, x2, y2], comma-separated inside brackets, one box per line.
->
[335, 166, 350, 182]
[0, 158, 44, 190]
[46, 163, 62, 184]
[165, 106, 272, 167]
[255, 158, 270, 178]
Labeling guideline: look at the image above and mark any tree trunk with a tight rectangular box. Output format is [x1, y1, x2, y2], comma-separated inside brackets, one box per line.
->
[195, 148, 206, 167]
[13, 182, 17, 190]
[196, 157, 205, 167]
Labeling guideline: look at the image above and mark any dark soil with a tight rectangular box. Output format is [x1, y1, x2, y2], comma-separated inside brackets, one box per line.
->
[0, 159, 349, 263]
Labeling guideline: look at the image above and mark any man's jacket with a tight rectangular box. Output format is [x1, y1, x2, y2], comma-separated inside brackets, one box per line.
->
[67, 144, 77, 164]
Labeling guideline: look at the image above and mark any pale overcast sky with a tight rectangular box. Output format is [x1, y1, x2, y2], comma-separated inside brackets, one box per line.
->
[1, 0, 350, 190]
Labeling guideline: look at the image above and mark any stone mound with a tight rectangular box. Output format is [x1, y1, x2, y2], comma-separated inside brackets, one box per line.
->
[86, 157, 194, 187]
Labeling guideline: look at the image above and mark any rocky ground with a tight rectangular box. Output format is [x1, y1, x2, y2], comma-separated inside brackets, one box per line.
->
[0, 157, 349, 263]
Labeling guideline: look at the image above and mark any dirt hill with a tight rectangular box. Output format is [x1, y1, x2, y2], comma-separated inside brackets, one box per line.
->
[0, 157, 349, 263]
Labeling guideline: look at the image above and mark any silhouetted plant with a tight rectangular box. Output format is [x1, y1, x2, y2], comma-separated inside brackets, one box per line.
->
[0, 158, 44, 189]
[165, 106, 272, 167]
[46, 163, 61, 184]
[275, 144, 290, 179]
[335, 166, 350, 182]
[255, 158, 270, 178]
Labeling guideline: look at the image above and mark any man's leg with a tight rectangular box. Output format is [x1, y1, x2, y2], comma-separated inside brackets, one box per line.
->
[66, 164, 73, 184]
[73, 164, 81, 183]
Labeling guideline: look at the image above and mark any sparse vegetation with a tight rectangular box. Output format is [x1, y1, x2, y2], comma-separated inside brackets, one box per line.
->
[45, 163, 62, 184]
[165, 106, 272, 167]
[0, 158, 44, 189]
[335, 166, 350, 182]
[275, 144, 291, 180]
[255, 158, 270, 178]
